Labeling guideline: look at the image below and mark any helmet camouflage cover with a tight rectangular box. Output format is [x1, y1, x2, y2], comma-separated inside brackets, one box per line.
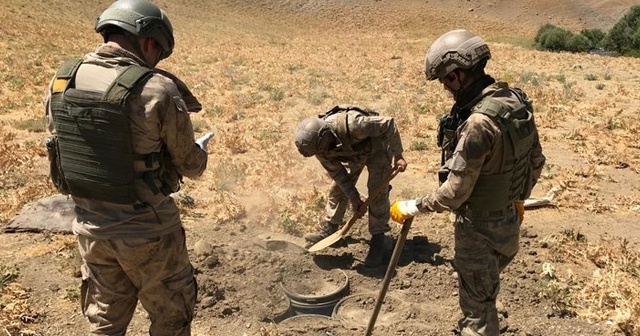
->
[424, 29, 491, 81]
[95, 0, 174, 59]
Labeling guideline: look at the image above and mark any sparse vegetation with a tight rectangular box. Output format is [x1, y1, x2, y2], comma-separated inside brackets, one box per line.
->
[541, 232, 640, 335]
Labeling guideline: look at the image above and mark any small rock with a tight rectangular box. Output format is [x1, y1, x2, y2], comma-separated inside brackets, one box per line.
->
[221, 306, 234, 316]
[203, 255, 220, 269]
[193, 240, 213, 257]
[200, 296, 217, 308]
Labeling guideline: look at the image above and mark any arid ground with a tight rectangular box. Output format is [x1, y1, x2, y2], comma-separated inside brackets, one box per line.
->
[1, 0, 639, 335]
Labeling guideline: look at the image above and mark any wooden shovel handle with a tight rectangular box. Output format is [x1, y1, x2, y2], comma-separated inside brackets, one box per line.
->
[337, 168, 400, 236]
[365, 216, 414, 336]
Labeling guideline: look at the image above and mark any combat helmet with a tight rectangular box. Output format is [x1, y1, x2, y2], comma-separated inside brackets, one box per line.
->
[294, 117, 331, 157]
[95, 0, 174, 59]
[424, 29, 491, 81]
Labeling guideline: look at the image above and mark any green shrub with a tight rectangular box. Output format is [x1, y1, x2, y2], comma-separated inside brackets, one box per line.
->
[604, 5, 640, 56]
[534, 24, 559, 45]
[535, 24, 573, 51]
[567, 34, 591, 52]
[580, 28, 606, 48]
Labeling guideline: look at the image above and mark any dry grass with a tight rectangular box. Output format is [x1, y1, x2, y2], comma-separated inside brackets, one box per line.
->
[0, 265, 40, 336]
[542, 232, 640, 335]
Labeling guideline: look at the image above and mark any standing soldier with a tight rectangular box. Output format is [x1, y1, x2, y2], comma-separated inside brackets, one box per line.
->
[389, 30, 546, 335]
[44, 0, 213, 334]
[295, 105, 407, 267]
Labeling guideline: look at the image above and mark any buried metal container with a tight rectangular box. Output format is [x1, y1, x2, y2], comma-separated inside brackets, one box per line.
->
[332, 292, 419, 328]
[279, 268, 350, 317]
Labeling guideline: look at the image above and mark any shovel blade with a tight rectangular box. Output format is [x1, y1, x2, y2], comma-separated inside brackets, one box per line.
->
[308, 231, 344, 252]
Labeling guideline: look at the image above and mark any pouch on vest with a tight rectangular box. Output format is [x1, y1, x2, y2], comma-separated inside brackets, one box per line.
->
[45, 135, 70, 195]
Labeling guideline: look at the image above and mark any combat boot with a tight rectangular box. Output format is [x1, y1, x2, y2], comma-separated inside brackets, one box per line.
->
[364, 233, 388, 268]
[304, 222, 338, 244]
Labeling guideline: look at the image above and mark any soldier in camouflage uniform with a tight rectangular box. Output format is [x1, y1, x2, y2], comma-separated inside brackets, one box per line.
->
[295, 106, 407, 267]
[390, 30, 546, 335]
[43, 1, 212, 334]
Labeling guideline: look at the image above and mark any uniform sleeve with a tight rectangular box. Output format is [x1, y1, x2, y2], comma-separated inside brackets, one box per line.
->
[349, 114, 404, 159]
[145, 75, 208, 178]
[419, 114, 496, 212]
[316, 155, 360, 203]
[523, 124, 546, 199]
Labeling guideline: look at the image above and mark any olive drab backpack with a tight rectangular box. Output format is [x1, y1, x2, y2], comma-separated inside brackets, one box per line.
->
[318, 105, 379, 155]
[47, 58, 166, 204]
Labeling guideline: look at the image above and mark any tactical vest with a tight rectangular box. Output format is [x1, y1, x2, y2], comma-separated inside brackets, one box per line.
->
[48, 59, 165, 204]
[319, 105, 378, 160]
[463, 89, 536, 214]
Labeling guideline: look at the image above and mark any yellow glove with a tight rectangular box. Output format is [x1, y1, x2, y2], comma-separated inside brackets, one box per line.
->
[514, 200, 525, 224]
[390, 200, 420, 224]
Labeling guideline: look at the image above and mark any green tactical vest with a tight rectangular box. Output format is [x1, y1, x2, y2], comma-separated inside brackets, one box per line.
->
[49, 59, 162, 204]
[463, 90, 536, 213]
[320, 105, 378, 161]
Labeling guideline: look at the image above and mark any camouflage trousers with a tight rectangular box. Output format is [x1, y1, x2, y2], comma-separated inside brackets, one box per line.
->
[453, 211, 520, 336]
[325, 160, 392, 235]
[77, 227, 196, 336]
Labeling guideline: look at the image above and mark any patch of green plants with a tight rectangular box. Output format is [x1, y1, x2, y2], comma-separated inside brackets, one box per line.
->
[0, 265, 19, 289]
[534, 5, 640, 57]
[584, 73, 597, 81]
[279, 210, 299, 235]
[287, 63, 306, 72]
[520, 71, 542, 86]
[410, 140, 428, 151]
[606, 117, 625, 130]
[191, 119, 206, 133]
[260, 84, 285, 101]
[12, 118, 47, 133]
[561, 228, 587, 242]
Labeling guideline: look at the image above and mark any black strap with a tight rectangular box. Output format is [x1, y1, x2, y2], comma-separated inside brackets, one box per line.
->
[133, 152, 161, 169]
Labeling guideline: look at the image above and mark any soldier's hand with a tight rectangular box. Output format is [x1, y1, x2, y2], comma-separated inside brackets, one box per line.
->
[394, 156, 408, 172]
[351, 197, 366, 220]
[196, 132, 214, 152]
[390, 200, 420, 223]
[514, 200, 525, 224]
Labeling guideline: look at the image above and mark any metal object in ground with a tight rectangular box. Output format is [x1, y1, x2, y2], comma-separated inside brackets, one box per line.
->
[308, 169, 400, 252]
[365, 217, 414, 336]
[280, 269, 350, 316]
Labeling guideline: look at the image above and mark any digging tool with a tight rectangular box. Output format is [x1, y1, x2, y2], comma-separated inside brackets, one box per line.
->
[307, 169, 400, 253]
[364, 216, 414, 336]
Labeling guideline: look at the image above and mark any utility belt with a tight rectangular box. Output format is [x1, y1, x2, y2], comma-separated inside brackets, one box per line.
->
[456, 203, 515, 220]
